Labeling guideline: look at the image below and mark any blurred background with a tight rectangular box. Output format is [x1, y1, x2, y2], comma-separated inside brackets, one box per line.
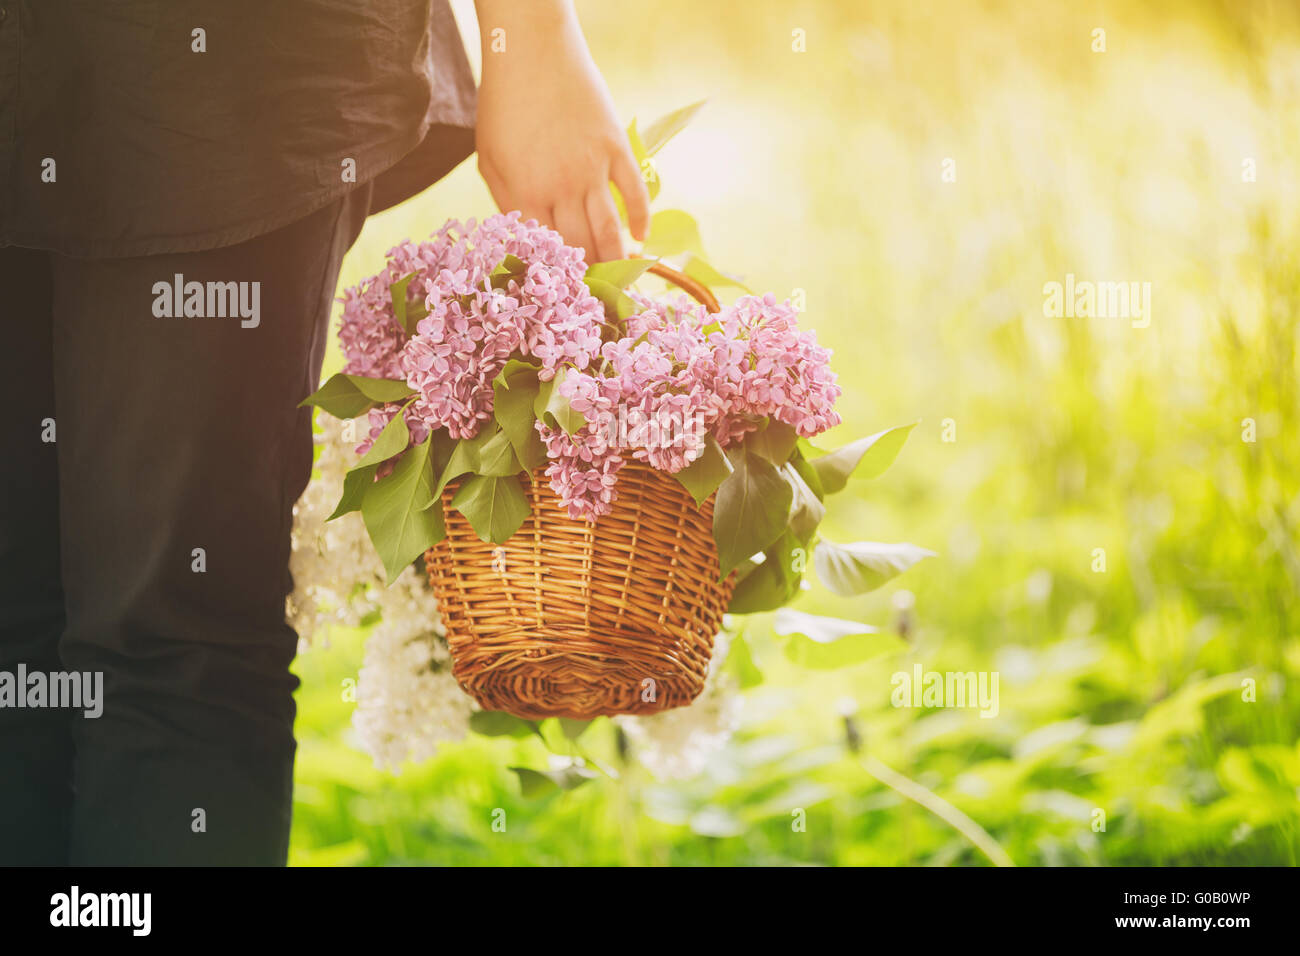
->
[289, 0, 1300, 865]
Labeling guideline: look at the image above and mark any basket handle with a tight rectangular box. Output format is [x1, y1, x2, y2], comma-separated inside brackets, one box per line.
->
[645, 261, 720, 314]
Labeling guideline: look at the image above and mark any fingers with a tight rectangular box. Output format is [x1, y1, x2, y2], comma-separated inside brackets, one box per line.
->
[519, 203, 554, 232]
[585, 181, 626, 263]
[478, 157, 515, 218]
[482, 156, 554, 231]
[611, 150, 651, 243]
[553, 201, 594, 262]
[481, 145, 647, 264]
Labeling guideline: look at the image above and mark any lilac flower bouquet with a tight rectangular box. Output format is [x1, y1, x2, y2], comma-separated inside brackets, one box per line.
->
[302, 108, 931, 617]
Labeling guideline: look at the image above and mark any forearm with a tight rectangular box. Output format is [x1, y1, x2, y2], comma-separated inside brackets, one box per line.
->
[471, 0, 649, 256]
[474, 0, 587, 75]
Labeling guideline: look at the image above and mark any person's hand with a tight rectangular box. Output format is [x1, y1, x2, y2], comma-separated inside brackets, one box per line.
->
[473, 0, 650, 263]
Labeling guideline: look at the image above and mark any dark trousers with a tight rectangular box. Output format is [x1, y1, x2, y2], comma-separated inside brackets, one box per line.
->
[0, 187, 370, 865]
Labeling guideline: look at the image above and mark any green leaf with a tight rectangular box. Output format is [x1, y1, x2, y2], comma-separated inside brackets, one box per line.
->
[745, 418, 798, 466]
[390, 272, 423, 337]
[611, 180, 630, 223]
[492, 361, 548, 470]
[489, 255, 530, 291]
[585, 258, 656, 289]
[469, 711, 537, 738]
[727, 529, 803, 613]
[627, 119, 647, 165]
[789, 449, 825, 500]
[328, 464, 377, 520]
[355, 409, 410, 468]
[775, 609, 902, 670]
[509, 764, 597, 797]
[558, 718, 592, 741]
[435, 440, 476, 500]
[299, 373, 415, 419]
[813, 538, 935, 597]
[491, 254, 528, 277]
[534, 369, 587, 435]
[782, 462, 826, 543]
[619, 120, 658, 209]
[724, 634, 764, 689]
[430, 426, 456, 475]
[584, 277, 640, 324]
[360, 435, 445, 584]
[475, 427, 523, 477]
[434, 425, 505, 497]
[672, 435, 733, 505]
[640, 100, 706, 156]
[347, 376, 415, 404]
[643, 210, 705, 258]
[683, 254, 752, 293]
[810, 422, 916, 494]
[775, 608, 878, 642]
[712, 446, 794, 579]
[451, 474, 530, 544]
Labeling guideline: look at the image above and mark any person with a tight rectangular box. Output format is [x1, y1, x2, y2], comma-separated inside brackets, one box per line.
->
[0, 0, 650, 866]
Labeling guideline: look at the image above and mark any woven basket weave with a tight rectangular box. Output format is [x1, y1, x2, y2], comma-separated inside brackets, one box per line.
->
[423, 264, 735, 720]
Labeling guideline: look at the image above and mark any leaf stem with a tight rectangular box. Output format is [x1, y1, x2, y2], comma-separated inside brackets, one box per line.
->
[860, 755, 1015, 867]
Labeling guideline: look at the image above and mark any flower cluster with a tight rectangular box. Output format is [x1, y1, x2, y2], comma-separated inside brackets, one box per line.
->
[352, 604, 472, 771]
[288, 415, 389, 643]
[288, 415, 473, 769]
[339, 212, 606, 454]
[540, 291, 842, 520]
[338, 215, 840, 522]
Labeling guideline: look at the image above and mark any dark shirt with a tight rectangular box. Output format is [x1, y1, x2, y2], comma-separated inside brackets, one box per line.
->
[0, 0, 477, 258]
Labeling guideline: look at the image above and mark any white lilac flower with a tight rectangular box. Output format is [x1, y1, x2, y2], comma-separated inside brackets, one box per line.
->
[288, 414, 472, 769]
[352, 613, 472, 772]
[617, 631, 743, 780]
[287, 415, 388, 645]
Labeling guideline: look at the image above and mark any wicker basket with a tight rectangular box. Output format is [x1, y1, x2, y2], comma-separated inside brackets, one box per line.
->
[423, 264, 736, 720]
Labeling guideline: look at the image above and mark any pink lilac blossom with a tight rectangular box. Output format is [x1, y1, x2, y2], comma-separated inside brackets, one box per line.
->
[399, 214, 604, 439]
[336, 213, 840, 524]
[705, 293, 842, 444]
[536, 419, 625, 522]
[338, 238, 444, 381]
[340, 212, 606, 443]
[538, 292, 841, 520]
